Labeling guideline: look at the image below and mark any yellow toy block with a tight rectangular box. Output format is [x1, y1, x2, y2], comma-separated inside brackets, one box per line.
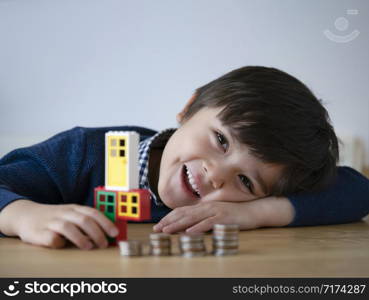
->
[116, 189, 151, 221]
[105, 131, 139, 191]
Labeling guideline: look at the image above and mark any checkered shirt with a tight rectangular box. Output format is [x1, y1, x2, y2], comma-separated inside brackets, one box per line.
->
[138, 128, 176, 206]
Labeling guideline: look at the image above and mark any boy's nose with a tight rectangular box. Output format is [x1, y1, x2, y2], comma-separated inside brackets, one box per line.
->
[211, 180, 223, 189]
[202, 162, 224, 189]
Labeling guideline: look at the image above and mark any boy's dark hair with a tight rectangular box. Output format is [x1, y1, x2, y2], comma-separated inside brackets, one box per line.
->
[183, 66, 339, 195]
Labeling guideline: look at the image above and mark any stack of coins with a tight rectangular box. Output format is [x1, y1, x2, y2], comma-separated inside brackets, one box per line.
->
[179, 233, 206, 257]
[212, 224, 239, 256]
[149, 233, 172, 256]
[118, 240, 142, 256]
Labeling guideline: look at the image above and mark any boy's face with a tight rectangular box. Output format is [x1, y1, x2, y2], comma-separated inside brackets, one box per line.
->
[158, 106, 283, 209]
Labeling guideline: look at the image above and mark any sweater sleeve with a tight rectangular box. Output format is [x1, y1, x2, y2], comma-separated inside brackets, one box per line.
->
[286, 166, 369, 227]
[0, 127, 89, 212]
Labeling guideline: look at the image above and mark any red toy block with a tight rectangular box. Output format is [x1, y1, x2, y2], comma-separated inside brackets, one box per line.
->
[115, 219, 127, 241]
[133, 189, 151, 221]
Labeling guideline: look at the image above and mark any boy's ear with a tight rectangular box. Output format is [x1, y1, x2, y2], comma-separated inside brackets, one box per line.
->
[176, 93, 197, 124]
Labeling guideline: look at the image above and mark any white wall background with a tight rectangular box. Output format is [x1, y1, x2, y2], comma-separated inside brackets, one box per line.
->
[0, 0, 368, 169]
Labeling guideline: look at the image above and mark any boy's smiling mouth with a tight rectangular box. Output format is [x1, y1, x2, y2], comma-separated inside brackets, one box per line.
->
[182, 165, 201, 198]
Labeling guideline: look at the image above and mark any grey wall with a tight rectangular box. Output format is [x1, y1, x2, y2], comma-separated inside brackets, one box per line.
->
[0, 0, 368, 168]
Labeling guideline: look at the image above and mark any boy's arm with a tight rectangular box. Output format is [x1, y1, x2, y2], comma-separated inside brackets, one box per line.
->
[284, 166, 369, 227]
[152, 197, 294, 234]
[154, 166, 369, 233]
[0, 127, 91, 239]
[249, 166, 369, 229]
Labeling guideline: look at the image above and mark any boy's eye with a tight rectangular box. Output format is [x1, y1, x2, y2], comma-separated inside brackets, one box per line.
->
[239, 175, 252, 191]
[215, 131, 228, 152]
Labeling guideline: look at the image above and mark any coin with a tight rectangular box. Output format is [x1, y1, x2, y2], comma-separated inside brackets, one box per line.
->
[150, 233, 171, 256]
[212, 224, 239, 256]
[119, 240, 142, 256]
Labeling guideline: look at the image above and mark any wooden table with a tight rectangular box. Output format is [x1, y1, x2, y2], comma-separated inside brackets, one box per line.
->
[1, 218, 369, 278]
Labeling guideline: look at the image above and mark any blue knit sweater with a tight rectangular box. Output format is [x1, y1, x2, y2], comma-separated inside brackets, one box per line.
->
[0, 126, 368, 236]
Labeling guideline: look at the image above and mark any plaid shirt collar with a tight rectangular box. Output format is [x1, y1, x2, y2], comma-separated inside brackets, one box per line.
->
[138, 128, 176, 206]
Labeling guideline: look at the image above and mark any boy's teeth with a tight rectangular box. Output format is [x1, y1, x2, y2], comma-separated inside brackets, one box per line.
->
[186, 167, 200, 195]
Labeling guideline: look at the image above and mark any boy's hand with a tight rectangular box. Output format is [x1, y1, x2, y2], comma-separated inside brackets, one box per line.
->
[152, 196, 295, 234]
[153, 201, 257, 234]
[0, 200, 118, 250]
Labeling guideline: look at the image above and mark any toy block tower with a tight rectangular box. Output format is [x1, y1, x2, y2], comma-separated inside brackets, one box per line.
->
[94, 131, 151, 245]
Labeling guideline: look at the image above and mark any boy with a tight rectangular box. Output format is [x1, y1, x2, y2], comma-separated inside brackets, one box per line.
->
[0, 66, 368, 250]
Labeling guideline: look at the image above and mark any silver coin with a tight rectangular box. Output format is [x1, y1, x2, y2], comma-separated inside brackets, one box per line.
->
[212, 247, 238, 252]
[212, 234, 239, 241]
[213, 249, 238, 256]
[149, 239, 171, 247]
[212, 240, 239, 247]
[180, 243, 206, 251]
[213, 230, 239, 236]
[150, 246, 171, 251]
[179, 233, 204, 242]
[119, 241, 142, 256]
[150, 245, 171, 251]
[213, 229, 239, 235]
[149, 233, 171, 240]
[150, 247, 171, 256]
[213, 224, 239, 231]
[182, 251, 207, 257]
